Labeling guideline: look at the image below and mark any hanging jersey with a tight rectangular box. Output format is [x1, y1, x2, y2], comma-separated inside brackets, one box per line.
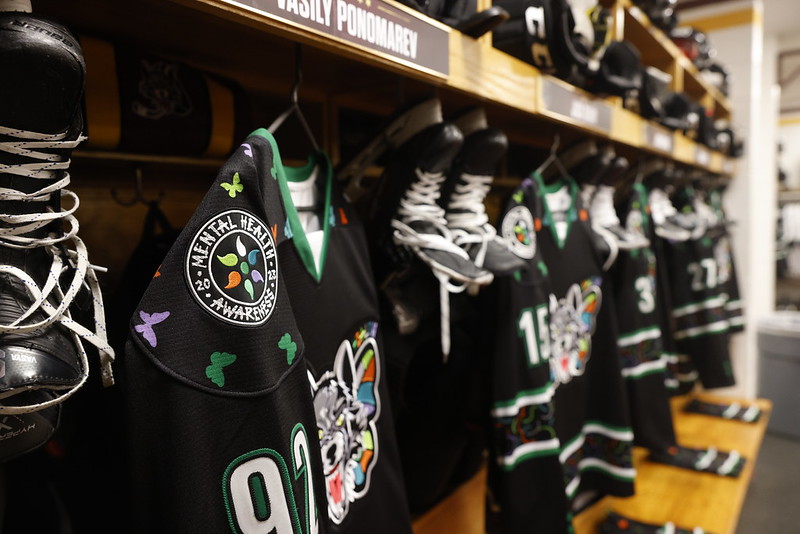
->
[486, 178, 567, 534]
[268, 132, 413, 534]
[532, 172, 635, 510]
[383, 266, 489, 516]
[120, 133, 328, 533]
[707, 188, 745, 333]
[611, 184, 676, 453]
[665, 187, 735, 389]
[487, 174, 635, 532]
[646, 186, 699, 396]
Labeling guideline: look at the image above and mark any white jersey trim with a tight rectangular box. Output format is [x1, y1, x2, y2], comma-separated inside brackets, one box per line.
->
[621, 359, 667, 378]
[617, 326, 662, 348]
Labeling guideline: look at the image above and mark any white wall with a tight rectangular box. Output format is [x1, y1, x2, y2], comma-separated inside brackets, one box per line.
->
[681, 0, 778, 399]
[779, 122, 800, 190]
[778, 33, 800, 189]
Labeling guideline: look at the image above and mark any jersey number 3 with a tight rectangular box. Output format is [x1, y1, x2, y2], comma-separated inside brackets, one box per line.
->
[223, 424, 319, 534]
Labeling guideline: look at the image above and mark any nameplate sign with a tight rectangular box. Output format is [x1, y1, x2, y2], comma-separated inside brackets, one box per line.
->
[541, 78, 612, 133]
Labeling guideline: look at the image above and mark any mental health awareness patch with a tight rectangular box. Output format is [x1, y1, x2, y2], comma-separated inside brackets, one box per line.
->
[502, 204, 537, 259]
[186, 209, 279, 326]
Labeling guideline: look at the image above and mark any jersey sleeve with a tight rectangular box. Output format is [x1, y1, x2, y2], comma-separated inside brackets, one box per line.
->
[119, 133, 329, 533]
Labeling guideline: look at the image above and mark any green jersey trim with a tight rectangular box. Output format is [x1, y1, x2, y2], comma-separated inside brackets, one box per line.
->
[252, 128, 333, 283]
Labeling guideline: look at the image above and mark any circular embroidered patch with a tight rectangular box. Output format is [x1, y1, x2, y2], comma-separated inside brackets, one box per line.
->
[501, 205, 537, 259]
[186, 209, 279, 326]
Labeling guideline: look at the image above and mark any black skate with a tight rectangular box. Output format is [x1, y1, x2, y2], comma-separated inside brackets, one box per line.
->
[649, 187, 692, 241]
[590, 184, 650, 250]
[443, 108, 526, 277]
[338, 98, 443, 205]
[0, 7, 114, 460]
[372, 121, 492, 358]
[384, 122, 492, 288]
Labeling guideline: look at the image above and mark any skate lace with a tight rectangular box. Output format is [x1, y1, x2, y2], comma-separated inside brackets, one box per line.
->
[390, 168, 471, 361]
[446, 172, 496, 267]
[648, 188, 678, 224]
[391, 168, 470, 261]
[693, 195, 718, 229]
[589, 185, 621, 228]
[0, 125, 115, 414]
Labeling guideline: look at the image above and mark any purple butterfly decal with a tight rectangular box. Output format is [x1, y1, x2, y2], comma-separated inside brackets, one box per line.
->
[241, 143, 253, 158]
[134, 310, 171, 348]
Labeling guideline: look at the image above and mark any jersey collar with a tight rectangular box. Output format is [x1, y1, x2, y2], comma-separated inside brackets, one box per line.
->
[252, 128, 332, 282]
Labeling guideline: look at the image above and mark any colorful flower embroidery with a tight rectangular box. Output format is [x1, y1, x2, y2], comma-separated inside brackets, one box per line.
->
[216, 235, 262, 300]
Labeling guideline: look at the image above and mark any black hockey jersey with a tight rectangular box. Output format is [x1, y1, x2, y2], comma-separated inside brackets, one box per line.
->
[611, 183, 676, 453]
[487, 174, 635, 533]
[487, 180, 566, 533]
[121, 133, 328, 533]
[531, 173, 635, 508]
[647, 188, 700, 396]
[664, 186, 735, 389]
[706, 187, 745, 333]
[266, 130, 412, 534]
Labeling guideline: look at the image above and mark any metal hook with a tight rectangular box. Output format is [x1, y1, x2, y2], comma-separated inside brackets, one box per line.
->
[268, 43, 321, 153]
[290, 43, 302, 105]
[535, 134, 570, 182]
[111, 167, 164, 206]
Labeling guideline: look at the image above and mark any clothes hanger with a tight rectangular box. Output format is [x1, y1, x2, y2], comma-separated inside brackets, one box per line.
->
[573, 142, 615, 186]
[111, 166, 165, 207]
[268, 43, 325, 216]
[538, 137, 599, 182]
[268, 43, 321, 155]
[535, 135, 571, 184]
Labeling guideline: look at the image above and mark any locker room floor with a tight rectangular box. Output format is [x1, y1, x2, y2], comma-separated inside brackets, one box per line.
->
[737, 431, 800, 533]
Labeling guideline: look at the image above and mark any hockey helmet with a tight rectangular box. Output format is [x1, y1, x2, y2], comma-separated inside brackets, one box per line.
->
[660, 92, 696, 132]
[634, 0, 678, 32]
[702, 61, 731, 97]
[493, 0, 594, 84]
[671, 26, 715, 70]
[639, 66, 673, 120]
[590, 40, 643, 97]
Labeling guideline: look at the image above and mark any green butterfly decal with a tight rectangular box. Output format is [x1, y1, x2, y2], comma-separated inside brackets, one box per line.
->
[206, 351, 237, 387]
[221, 172, 244, 198]
[512, 190, 525, 204]
[278, 333, 297, 365]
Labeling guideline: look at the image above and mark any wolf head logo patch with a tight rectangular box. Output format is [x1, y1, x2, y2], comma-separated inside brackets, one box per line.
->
[309, 322, 381, 524]
[549, 278, 602, 385]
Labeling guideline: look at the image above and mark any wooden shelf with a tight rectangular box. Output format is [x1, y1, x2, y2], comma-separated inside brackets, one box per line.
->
[623, 2, 732, 120]
[33, 0, 736, 176]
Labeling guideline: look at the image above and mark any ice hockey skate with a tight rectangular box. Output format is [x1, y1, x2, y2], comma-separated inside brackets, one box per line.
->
[444, 108, 526, 276]
[0, 2, 114, 460]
